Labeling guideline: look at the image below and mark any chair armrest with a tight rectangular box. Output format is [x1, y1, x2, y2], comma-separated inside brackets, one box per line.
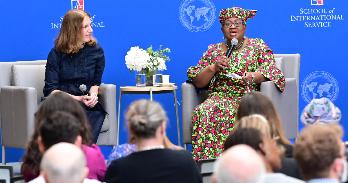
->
[0, 86, 37, 148]
[98, 84, 117, 145]
[99, 84, 116, 115]
[181, 82, 200, 145]
[260, 78, 298, 139]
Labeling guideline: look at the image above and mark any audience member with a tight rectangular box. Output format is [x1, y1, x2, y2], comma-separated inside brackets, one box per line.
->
[105, 99, 202, 183]
[224, 115, 304, 183]
[37, 111, 83, 151]
[236, 91, 292, 156]
[213, 144, 266, 183]
[294, 124, 347, 182]
[237, 92, 305, 180]
[21, 92, 106, 181]
[301, 97, 342, 125]
[107, 127, 181, 165]
[29, 142, 100, 183]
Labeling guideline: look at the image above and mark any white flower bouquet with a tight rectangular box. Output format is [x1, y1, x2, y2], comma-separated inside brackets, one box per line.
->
[125, 45, 170, 73]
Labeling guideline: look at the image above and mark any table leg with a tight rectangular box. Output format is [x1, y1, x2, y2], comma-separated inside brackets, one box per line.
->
[117, 90, 122, 145]
[173, 89, 181, 146]
[150, 88, 153, 101]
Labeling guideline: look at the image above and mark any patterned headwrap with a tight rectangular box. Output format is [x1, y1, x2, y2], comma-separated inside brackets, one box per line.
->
[219, 7, 257, 24]
[301, 97, 342, 125]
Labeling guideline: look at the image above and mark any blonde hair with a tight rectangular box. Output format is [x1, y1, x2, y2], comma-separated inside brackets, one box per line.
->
[55, 9, 96, 54]
[126, 100, 167, 139]
[237, 114, 272, 139]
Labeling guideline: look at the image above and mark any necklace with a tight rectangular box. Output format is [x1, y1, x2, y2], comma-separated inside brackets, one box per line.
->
[226, 38, 245, 51]
[137, 145, 165, 152]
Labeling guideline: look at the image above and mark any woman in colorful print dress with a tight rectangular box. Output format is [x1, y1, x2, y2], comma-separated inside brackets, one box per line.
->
[187, 7, 286, 160]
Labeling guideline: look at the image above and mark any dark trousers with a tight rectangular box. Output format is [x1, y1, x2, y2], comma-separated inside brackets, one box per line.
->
[82, 103, 106, 143]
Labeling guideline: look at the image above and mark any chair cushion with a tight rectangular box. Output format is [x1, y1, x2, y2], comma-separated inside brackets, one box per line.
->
[12, 65, 46, 103]
[0, 60, 46, 87]
[0, 62, 16, 86]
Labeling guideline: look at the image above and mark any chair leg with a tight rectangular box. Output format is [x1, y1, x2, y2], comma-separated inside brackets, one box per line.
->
[2, 145, 5, 164]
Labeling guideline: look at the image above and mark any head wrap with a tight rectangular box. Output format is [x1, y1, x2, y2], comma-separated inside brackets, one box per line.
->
[219, 7, 257, 24]
[301, 97, 342, 125]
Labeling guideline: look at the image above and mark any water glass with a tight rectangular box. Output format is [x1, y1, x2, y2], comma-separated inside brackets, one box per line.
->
[136, 73, 146, 86]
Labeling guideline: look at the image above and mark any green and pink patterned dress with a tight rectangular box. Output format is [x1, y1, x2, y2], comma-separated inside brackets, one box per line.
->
[187, 38, 285, 160]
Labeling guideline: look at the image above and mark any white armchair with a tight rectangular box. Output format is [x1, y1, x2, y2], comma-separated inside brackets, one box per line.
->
[181, 54, 300, 147]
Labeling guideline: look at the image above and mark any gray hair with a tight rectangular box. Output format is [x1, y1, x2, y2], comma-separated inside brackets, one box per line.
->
[126, 99, 167, 138]
[40, 142, 86, 183]
[214, 144, 265, 183]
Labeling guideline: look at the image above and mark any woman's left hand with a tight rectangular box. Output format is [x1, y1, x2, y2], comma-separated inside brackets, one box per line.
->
[82, 94, 98, 108]
[242, 72, 266, 84]
[243, 72, 256, 83]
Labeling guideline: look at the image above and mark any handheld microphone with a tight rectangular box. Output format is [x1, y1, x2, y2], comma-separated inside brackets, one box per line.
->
[225, 38, 238, 58]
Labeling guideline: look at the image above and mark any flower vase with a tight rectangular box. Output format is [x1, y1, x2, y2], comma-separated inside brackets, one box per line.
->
[145, 70, 156, 86]
[135, 69, 157, 86]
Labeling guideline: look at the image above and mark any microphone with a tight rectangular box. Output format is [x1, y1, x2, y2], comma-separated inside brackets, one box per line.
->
[225, 38, 238, 58]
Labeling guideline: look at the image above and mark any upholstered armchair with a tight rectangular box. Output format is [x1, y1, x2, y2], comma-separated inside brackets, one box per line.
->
[181, 54, 300, 147]
[0, 60, 47, 130]
[0, 61, 117, 162]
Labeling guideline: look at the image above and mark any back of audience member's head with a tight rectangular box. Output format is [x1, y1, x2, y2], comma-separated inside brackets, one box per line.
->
[35, 92, 92, 144]
[41, 142, 88, 183]
[301, 97, 341, 125]
[236, 92, 289, 145]
[294, 123, 345, 181]
[39, 111, 82, 151]
[214, 144, 265, 183]
[237, 114, 273, 138]
[225, 114, 272, 151]
[224, 127, 264, 152]
[126, 99, 167, 139]
[225, 115, 283, 172]
[22, 92, 92, 180]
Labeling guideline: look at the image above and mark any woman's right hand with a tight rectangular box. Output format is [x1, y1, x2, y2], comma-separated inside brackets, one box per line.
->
[192, 56, 229, 88]
[210, 56, 229, 73]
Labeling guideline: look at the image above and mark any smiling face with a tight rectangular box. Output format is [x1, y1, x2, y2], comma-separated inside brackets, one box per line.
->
[81, 16, 93, 43]
[221, 17, 246, 42]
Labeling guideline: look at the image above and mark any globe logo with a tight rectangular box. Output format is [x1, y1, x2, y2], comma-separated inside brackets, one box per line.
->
[179, 0, 216, 32]
[301, 71, 339, 103]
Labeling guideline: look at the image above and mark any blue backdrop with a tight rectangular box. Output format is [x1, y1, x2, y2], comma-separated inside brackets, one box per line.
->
[0, 0, 347, 162]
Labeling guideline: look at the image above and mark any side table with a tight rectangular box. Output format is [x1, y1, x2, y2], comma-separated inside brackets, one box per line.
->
[117, 85, 181, 146]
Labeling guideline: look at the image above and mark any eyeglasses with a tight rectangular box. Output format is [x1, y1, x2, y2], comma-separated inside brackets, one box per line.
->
[223, 20, 244, 28]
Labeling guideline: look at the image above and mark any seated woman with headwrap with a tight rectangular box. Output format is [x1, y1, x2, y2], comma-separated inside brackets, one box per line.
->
[187, 7, 285, 160]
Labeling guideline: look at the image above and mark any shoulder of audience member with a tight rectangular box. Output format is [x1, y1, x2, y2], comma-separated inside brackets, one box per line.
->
[84, 178, 102, 183]
[82, 144, 104, 156]
[265, 173, 304, 183]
